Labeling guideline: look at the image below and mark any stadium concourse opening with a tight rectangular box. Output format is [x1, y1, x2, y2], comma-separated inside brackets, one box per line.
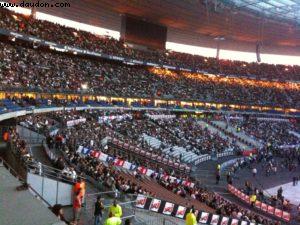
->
[0, 0, 299, 225]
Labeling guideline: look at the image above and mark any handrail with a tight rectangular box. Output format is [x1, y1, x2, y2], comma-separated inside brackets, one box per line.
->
[0, 156, 52, 208]
[86, 190, 117, 196]
[26, 160, 85, 184]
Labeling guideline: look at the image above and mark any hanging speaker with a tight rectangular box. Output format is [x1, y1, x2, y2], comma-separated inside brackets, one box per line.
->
[256, 43, 261, 62]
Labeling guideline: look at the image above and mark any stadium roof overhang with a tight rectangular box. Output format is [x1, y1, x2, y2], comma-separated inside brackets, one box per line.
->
[98, 0, 300, 47]
[6, 0, 300, 48]
[223, 0, 300, 25]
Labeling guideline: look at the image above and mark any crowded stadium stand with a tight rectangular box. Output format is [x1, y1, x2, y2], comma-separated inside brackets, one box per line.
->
[0, 0, 299, 225]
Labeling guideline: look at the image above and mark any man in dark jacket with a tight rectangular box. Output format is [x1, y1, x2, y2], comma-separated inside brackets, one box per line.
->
[94, 196, 104, 225]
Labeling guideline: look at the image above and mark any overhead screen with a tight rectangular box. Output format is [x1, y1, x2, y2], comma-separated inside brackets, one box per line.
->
[121, 16, 167, 50]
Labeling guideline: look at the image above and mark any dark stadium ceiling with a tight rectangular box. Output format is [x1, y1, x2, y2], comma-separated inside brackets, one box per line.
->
[222, 0, 300, 25]
[98, 0, 300, 47]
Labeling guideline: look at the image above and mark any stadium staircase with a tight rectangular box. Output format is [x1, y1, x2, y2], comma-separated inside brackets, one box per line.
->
[142, 134, 200, 163]
[206, 120, 262, 149]
[16, 125, 55, 166]
[145, 120, 205, 163]
[197, 120, 251, 151]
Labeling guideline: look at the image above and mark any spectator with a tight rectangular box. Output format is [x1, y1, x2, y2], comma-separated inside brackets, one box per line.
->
[94, 196, 104, 225]
[216, 170, 220, 185]
[277, 187, 283, 201]
[252, 167, 257, 177]
[73, 190, 82, 224]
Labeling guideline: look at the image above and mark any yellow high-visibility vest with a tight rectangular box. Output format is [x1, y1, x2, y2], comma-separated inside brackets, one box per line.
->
[104, 216, 122, 225]
[186, 212, 197, 225]
[109, 204, 122, 218]
[250, 194, 257, 203]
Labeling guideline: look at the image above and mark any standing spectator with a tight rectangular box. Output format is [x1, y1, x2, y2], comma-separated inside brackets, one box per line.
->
[73, 190, 82, 224]
[216, 170, 220, 185]
[252, 167, 257, 177]
[73, 177, 86, 204]
[226, 171, 232, 185]
[94, 196, 104, 225]
[277, 187, 283, 201]
[293, 176, 297, 186]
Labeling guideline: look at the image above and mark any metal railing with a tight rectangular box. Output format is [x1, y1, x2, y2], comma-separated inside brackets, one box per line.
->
[0, 156, 52, 208]
[26, 161, 83, 184]
[84, 191, 137, 222]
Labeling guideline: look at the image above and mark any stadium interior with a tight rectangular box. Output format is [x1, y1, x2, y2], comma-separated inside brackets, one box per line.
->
[0, 0, 299, 225]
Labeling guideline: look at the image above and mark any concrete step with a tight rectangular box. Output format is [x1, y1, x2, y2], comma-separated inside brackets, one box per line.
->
[212, 121, 262, 148]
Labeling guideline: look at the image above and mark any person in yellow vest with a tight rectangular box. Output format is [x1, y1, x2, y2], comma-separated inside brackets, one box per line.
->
[250, 193, 257, 207]
[217, 164, 221, 171]
[104, 212, 122, 225]
[108, 200, 122, 218]
[186, 208, 197, 225]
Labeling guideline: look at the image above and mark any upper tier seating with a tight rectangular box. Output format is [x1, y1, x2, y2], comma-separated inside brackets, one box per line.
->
[0, 8, 300, 81]
[0, 42, 299, 109]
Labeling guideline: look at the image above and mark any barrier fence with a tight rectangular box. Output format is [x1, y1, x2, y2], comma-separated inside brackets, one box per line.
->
[84, 191, 137, 222]
[194, 151, 235, 165]
[0, 156, 52, 208]
[228, 184, 291, 222]
[135, 194, 259, 225]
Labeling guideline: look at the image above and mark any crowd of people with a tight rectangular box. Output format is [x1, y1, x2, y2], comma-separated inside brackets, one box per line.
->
[225, 146, 300, 218]
[0, 42, 299, 109]
[16, 110, 293, 225]
[157, 163, 279, 225]
[1, 8, 300, 82]
[1, 5, 299, 225]
[155, 117, 238, 154]
[229, 118, 300, 147]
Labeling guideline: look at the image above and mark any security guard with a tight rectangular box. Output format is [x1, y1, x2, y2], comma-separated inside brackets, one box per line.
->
[186, 208, 197, 225]
[108, 200, 122, 218]
[104, 212, 122, 225]
[250, 193, 257, 207]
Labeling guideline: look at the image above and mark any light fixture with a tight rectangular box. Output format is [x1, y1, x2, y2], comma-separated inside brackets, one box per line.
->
[81, 83, 88, 90]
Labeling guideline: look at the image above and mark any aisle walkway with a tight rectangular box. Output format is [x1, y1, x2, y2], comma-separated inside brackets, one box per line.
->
[266, 182, 300, 205]
[0, 164, 64, 225]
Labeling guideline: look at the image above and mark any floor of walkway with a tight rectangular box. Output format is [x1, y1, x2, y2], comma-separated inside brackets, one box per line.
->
[0, 164, 64, 225]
